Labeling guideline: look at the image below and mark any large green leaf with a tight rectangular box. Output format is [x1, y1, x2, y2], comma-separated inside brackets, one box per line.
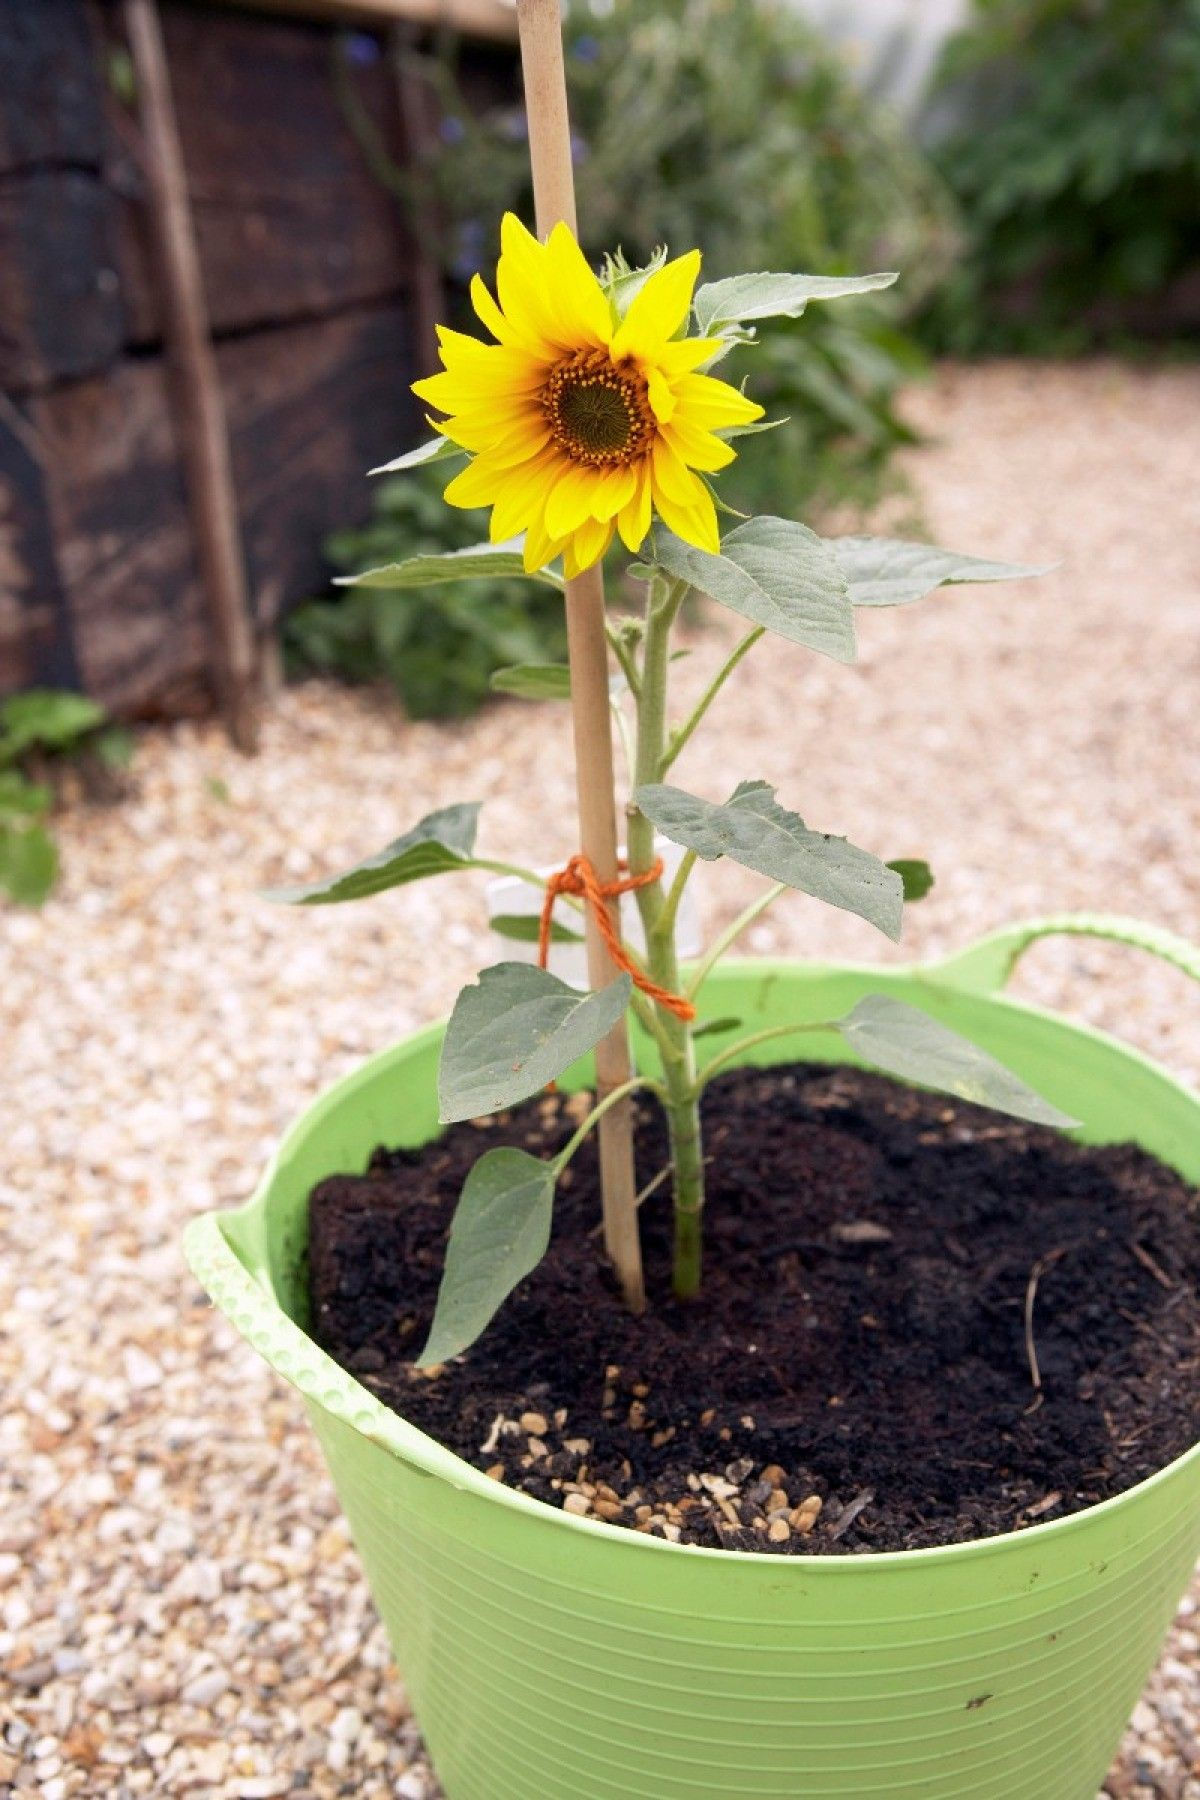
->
[693, 270, 898, 336]
[416, 1148, 555, 1366]
[369, 436, 467, 476]
[336, 542, 563, 592]
[264, 803, 482, 905]
[655, 518, 855, 663]
[489, 663, 572, 700]
[0, 822, 58, 907]
[831, 537, 1052, 608]
[835, 995, 1077, 1127]
[439, 963, 633, 1123]
[635, 780, 903, 939]
[0, 690, 106, 761]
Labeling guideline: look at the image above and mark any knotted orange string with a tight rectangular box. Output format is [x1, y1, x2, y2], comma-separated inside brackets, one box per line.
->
[538, 853, 696, 1023]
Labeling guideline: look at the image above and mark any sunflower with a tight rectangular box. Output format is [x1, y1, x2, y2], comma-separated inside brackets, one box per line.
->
[411, 213, 764, 578]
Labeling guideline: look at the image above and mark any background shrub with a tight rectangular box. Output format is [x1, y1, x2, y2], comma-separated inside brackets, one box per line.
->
[921, 0, 1200, 353]
[285, 471, 569, 719]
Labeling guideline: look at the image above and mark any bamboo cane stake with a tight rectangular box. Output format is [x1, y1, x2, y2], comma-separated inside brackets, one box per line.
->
[124, 0, 259, 753]
[516, 0, 645, 1313]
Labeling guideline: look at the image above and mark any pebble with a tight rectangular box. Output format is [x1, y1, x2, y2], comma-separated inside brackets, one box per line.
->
[180, 1669, 230, 1707]
[1, 363, 1196, 1800]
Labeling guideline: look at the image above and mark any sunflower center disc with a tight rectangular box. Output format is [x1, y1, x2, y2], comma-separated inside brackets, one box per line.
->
[543, 350, 656, 467]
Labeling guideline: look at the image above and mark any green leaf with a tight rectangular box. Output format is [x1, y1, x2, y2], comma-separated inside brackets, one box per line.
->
[654, 518, 855, 663]
[416, 1148, 555, 1366]
[693, 270, 899, 336]
[264, 803, 482, 905]
[0, 770, 51, 819]
[691, 1015, 744, 1040]
[489, 663, 572, 700]
[369, 436, 467, 476]
[335, 541, 563, 591]
[887, 859, 934, 902]
[831, 537, 1054, 608]
[439, 963, 632, 1123]
[835, 995, 1078, 1128]
[0, 689, 106, 760]
[491, 912, 584, 946]
[635, 780, 903, 940]
[0, 822, 58, 907]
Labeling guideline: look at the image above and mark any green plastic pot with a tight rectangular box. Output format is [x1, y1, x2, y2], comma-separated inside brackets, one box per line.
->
[185, 914, 1200, 1800]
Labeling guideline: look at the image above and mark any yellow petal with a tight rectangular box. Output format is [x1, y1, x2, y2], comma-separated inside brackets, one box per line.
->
[661, 417, 738, 473]
[442, 458, 503, 509]
[589, 463, 639, 521]
[658, 335, 726, 373]
[522, 510, 569, 575]
[646, 365, 677, 423]
[497, 213, 582, 353]
[674, 372, 765, 426]
[487, 447, 563, 538]
[652, 474, 719, 553]
[612, 250, 702, 358]
[652, 437, 700, 505]
[564, 516, 615, 578]
[616, 463, 653, 553]
[544, 462, 601, 539]
[545, 222, 612, 345]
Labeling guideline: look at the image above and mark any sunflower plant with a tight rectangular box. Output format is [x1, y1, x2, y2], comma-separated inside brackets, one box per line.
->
[271, 213, 1070, 1360]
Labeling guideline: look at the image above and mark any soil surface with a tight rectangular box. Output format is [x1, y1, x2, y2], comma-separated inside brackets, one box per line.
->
[310, 1064, 1200, 1555]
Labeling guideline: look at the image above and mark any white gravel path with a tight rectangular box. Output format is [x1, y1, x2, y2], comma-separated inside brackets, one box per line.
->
[2, 359, 1198, 1797]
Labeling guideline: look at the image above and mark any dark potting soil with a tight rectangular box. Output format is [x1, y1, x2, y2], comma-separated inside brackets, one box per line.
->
[308, 1065, 1200, 1554]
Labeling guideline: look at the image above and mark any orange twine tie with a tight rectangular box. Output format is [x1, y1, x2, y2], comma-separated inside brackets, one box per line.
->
[537, 852, 696, 1023]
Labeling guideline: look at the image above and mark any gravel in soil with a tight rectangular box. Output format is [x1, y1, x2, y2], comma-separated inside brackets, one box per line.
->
[310, 1065, 1200, 1555]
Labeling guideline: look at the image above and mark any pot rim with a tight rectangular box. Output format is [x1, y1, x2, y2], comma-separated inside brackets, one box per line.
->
[185, 953, 1200, 1573]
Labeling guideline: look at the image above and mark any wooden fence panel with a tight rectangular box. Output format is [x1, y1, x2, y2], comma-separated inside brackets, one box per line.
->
[24, 301, 415, 713]
[114, 4, 413, 344]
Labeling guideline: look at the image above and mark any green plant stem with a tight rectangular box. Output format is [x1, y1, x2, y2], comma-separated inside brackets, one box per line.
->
[653, 848, 698, 946]
[626, 574, 706, 1299]
[553, 1075, 662, 1173]
[660, 626, 765, 775]
[685, 881, 787, 999]
[689, 1019, 826, 1093]
[605, 623, 642, 698]
[474, 858, 560, 890]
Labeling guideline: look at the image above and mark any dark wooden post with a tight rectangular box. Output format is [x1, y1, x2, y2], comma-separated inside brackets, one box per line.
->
[123, 0, 259, 751]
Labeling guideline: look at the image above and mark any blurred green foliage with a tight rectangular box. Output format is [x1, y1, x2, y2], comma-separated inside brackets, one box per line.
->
[922, 0, 1200, 353]
[418, 0, 955, 518]
[0, 690, 133, 907]
[284, 472, 568, 719]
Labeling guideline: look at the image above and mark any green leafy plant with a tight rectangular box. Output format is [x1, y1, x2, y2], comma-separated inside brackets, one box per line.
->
[383, 0, 955, 517]
[921, 0, 1200, 353]
[285, 469, 569, 718]
[271, 227, 1071, 1362]
[0, 691, 131, 907]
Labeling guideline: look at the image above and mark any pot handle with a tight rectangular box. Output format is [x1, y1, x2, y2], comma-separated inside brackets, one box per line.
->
[926, 912, 1200, 996]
